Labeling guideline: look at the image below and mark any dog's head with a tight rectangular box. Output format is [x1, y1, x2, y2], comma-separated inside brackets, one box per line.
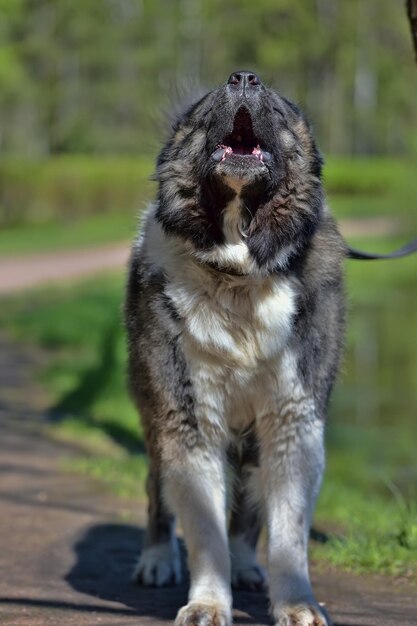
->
[155, 71, 324, 273]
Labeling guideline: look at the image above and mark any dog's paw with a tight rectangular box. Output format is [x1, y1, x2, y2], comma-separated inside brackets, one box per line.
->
[230, 534, 266, 591]
[132, 540, 181, 586]
[175, 602, 231, 626]
[231, 562, 266, 591]
[273, 602, 331, 626]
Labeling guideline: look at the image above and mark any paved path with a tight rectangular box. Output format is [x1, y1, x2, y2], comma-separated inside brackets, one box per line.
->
[0, 337, 416, 625]
[0, 217, 400, 295]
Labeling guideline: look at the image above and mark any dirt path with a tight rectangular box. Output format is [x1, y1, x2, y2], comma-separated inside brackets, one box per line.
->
[0, 334, 416, 625]
[0, 217, 400, 295]
[0, 242, 130, 294]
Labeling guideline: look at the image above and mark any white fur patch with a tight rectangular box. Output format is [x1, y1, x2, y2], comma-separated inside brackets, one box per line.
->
[194, 240, 295, 274]
[141, 205, 299, 435]
[165, 266, 297, 434]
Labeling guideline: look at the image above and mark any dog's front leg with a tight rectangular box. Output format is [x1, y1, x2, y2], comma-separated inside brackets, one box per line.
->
[258, 402, 331, 626]
[162, 441, 232, 626]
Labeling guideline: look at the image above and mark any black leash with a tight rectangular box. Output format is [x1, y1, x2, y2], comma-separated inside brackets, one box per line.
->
[347, 238, 417, 260]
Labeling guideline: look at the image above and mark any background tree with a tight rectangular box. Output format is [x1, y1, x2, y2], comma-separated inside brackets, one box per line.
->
[0, 0, 416, 157]
[407, 0, 417, 62]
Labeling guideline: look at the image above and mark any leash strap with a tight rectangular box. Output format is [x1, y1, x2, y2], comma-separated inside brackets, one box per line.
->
[347, 238, 417, 260]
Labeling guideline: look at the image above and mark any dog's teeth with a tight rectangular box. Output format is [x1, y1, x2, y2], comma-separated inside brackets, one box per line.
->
[213, 145, 234, 161]
[222, 147, 234, 161]
[252, 146, 263, 160]
[251, 146, 272, 163]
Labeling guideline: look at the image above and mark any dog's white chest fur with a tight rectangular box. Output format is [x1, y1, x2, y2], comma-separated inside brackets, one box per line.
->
[166, 269, 297, 430]
[168, 274, 295, 367]
[143, 210, 299, 431]
[163, 196, 297, 370]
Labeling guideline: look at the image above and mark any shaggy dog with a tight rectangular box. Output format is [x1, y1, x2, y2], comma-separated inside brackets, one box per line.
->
[125, 71, 346, 626]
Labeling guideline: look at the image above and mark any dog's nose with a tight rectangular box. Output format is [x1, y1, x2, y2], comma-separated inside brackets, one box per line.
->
[227, 71, 261, 92]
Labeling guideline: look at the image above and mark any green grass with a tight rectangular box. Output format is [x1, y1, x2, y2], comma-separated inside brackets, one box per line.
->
[0, 212, 136, 256]
[313, 425, 417, 578]
[0, 273, 140, 448]
[325, 157, 417, 225]
[64, 455, 148, 499]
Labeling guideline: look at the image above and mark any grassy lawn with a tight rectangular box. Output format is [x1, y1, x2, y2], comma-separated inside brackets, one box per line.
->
[325, 157, 417, 225]
[313, 419, 417, 577]
[0, 213, 136, 256]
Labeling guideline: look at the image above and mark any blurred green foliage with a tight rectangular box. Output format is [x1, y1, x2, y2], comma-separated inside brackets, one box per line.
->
[0, 1, 416, 234]
[0, 0, 416, 157]
[0, 156, 153, 227]
[0, 213, 136, 255]
[325, 158, 417, 225]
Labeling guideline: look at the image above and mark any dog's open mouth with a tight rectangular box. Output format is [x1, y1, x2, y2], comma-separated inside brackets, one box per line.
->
[212, 107, 272, 163]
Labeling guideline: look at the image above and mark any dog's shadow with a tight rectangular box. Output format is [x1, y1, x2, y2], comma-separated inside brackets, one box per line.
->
[66, 523, 272, 624]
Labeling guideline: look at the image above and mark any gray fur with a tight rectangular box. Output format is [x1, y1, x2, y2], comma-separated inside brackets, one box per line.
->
[125, 72, 345, 626]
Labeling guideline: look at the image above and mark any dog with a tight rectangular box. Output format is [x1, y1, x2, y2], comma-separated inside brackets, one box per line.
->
[125, 71, 347, 626]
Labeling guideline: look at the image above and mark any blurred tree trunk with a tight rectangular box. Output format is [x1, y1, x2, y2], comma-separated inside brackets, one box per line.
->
[407, 0, 417, 63]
